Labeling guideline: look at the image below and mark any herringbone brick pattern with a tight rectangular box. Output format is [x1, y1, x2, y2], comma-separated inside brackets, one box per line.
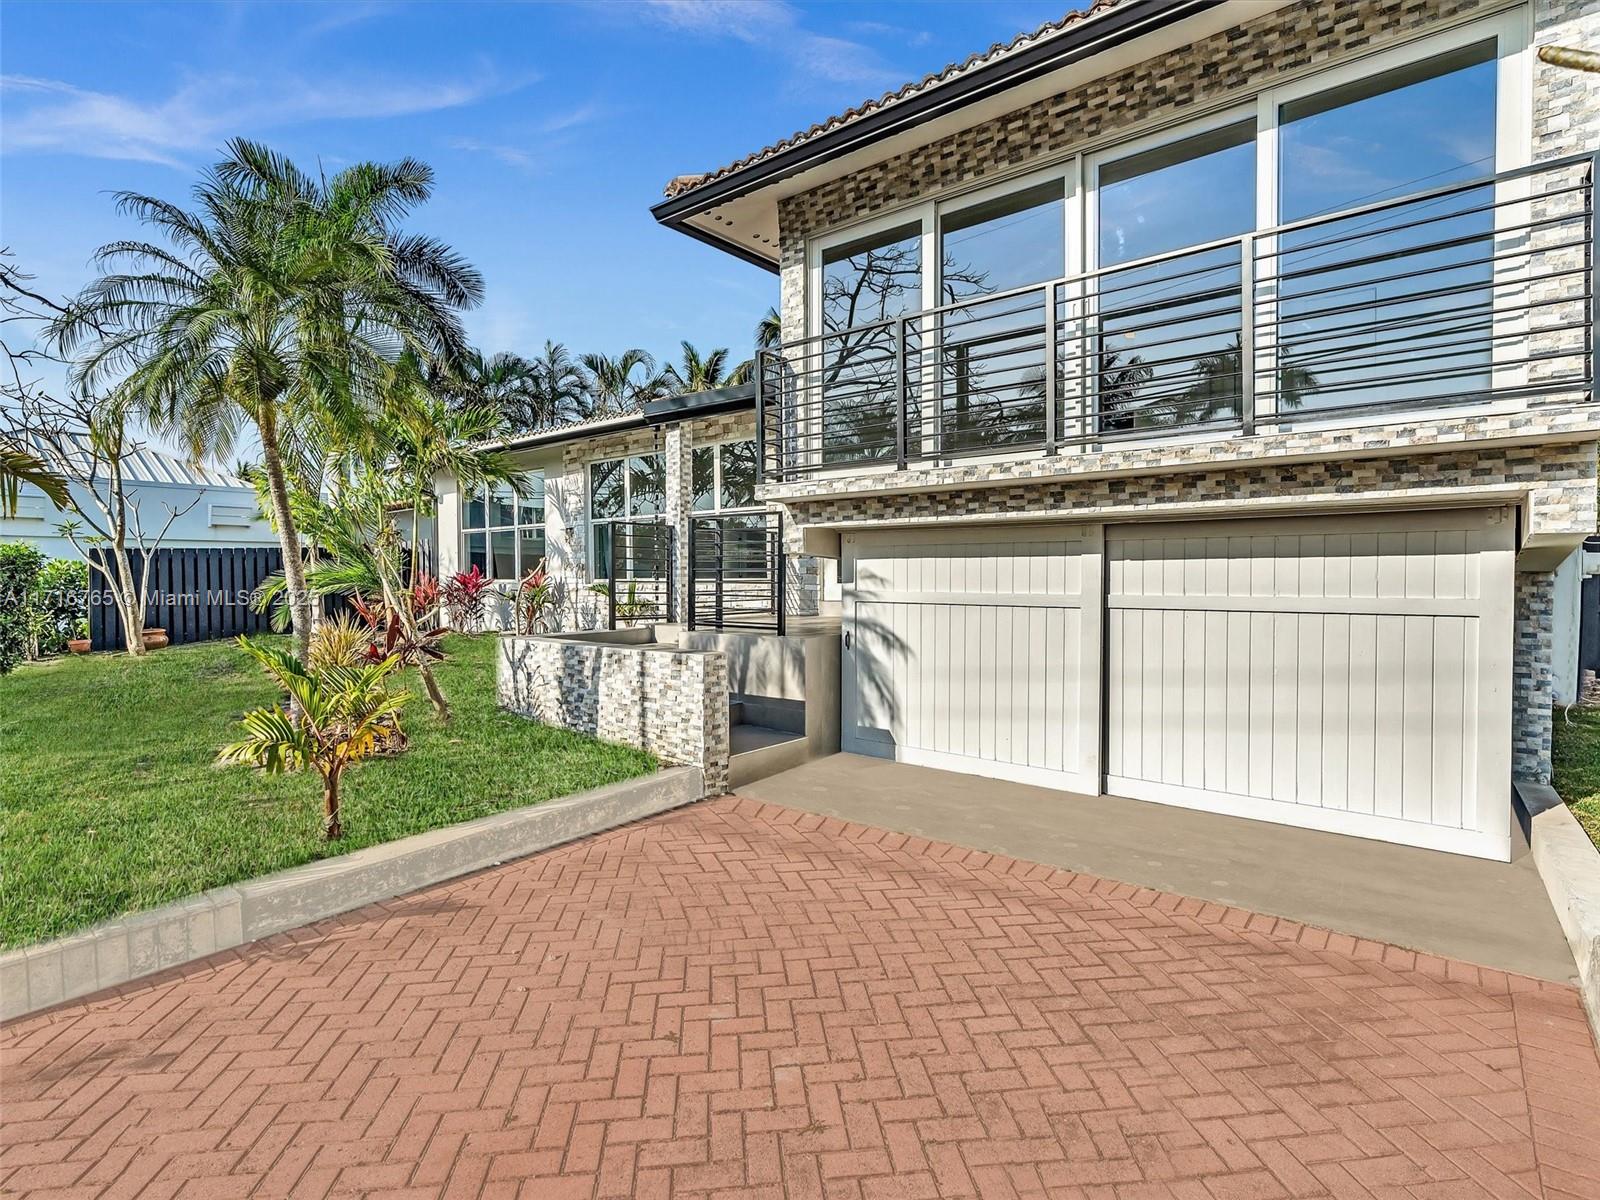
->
[3, 797, 1598, 1200]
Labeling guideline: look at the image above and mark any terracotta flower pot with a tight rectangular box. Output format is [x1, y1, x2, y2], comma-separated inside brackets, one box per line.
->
[67, 638, 91, 655]
[141, 627, 169, 651]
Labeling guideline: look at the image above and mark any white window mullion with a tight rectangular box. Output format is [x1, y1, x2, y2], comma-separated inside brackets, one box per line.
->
[1253, 90, 1280, 428]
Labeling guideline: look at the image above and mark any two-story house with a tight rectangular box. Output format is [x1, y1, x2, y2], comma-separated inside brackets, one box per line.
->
[645, 0, 1600, 860]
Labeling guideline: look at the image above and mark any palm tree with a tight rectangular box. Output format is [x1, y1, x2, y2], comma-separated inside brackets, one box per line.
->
[0, 440, 69, 518]
[443, 349, 555, 435]
[525, 340, 588, 426]
[381, 350, 527, 574]
[580, 348, 667, 415]
[52, 139, 484, 661]
[664, 341, 735, 392]
[756, 306, 781, 352]
[220, 637, 408, 840]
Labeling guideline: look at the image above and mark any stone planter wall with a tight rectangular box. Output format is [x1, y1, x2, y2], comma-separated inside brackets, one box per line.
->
[498, 632, 730, 795]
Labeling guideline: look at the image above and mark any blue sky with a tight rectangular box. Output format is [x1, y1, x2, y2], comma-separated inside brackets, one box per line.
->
[2, 0, 1073, 381]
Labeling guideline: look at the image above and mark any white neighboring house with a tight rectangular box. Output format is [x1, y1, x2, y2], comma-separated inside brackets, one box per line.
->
[0, 442, 278, 561]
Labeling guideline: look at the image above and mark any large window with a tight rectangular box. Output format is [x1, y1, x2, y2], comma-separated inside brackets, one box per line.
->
[590, 453, 665, 579]
[1275, 41, 1499, 413]
[463, 474, 544, 580]
[691, 438, 758, 513]
[1093, 121, 1256, 432]
[803, 16, 1515, 440]
[817, 222, 923, 463]
[938, 180, 1066, 451]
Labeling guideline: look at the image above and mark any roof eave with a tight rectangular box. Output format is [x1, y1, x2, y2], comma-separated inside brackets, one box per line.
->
[642, 381, 756, 425]
[652, 0, 1221, 228]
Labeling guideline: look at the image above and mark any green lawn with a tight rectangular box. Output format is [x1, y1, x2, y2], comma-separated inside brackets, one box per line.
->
[0, 634, 655, 948]
[1550, 706, 1600, 850]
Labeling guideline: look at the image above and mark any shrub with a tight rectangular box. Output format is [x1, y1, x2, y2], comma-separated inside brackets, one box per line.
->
[442, 564, 494, 633]
[33, 558, 88, 657]
[0, 544, 44, 675]
[308, 611, 374, 673]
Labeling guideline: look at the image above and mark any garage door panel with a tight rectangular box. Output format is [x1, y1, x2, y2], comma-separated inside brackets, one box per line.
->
[844, 526, 1097, 791]
[1109, 604, 1483, 825]
[1108, 512, 1510, 857]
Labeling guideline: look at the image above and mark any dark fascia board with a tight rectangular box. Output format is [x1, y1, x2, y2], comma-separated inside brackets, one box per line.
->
[642, 381, 756, 425]
[651, 0, 1220, 234]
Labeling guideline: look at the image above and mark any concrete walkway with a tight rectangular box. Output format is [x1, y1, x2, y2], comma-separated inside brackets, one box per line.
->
[3, 796, 1596, 1199]
[740, 754, 1578, 984]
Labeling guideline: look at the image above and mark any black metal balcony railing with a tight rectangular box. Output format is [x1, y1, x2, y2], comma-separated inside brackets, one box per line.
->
[758, 153, 1598, 483]
[687, 511, 786, 634]
[606, 520, 674, 628]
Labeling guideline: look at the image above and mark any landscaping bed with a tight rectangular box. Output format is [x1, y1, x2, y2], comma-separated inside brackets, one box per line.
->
[1551, 706, 1600, 850]
[0, 634, 655, 948]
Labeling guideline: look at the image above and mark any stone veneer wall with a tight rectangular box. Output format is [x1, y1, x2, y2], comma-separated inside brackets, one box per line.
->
[498, 634, 730, 796]
[1514, 572, 1558, 782]
[776, 443, 1599, 545]
[1535, 0, 1600, 163]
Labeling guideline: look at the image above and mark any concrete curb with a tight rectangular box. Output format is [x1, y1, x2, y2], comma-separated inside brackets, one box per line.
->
[1517, 780, 1600, 1040]
[1, 767, 702, 1023]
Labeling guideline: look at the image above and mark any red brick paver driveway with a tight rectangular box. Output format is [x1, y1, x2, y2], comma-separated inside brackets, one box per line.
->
[4, 797, 1598, 1200]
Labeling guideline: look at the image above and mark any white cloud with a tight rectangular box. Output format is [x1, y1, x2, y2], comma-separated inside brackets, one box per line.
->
[448, 103, 606, 174]
[1, 68, 531, 167]
[635, 0, 897, 88]
[448, 137, 539, 172]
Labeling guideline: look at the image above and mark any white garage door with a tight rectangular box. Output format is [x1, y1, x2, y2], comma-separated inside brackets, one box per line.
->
[842, 525, 1100, 792]
[1105, 510, 1514, 858]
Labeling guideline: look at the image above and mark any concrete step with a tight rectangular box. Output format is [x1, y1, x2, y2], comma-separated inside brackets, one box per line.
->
[729, 723, 809, 790]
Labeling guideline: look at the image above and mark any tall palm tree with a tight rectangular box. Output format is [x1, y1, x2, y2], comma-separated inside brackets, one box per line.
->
[580, 348, 667, 415]
[380, 350, 527, 573]
[52, 139, 483, 660]
[442, 349, 553, 435]
[730, 306, 782, 388]
[525, 340, 588, 426]
[756, 306, 782, 352]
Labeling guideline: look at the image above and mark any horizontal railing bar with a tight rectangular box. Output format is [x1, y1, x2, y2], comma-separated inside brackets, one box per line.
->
[1271, 317, 1592, 375]
[1258, 262, 1592, 330]
[1256, 289, 1570, 349]
[1265, 221, 1587, 290]
[1258, 178, 1591, 262]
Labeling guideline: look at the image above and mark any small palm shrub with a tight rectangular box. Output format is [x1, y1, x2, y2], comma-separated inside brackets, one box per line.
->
[308, 611, 373, 673]
[218, 637, 409, 840]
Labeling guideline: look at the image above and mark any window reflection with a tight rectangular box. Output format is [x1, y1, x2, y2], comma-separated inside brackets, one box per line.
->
[1276, 43, 1498, 413]
[937, 181, 1064, 453]
[819, 223, 921, 464]
[1096, 123, 1254, 433]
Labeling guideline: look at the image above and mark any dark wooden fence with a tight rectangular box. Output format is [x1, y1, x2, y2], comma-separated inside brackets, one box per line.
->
[88, 546, 309, 652]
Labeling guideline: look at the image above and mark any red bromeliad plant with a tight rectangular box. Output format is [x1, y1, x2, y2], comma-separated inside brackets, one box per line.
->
[442, 564, 494, 633]
[514, 558, 556, 634]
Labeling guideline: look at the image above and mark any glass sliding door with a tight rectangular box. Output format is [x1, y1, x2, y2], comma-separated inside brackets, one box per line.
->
[1094, 120, 1255, 434]
[817, 222, 923, 465]
[1274, 42, 1498, 414]
[936, 179, 1065, 454]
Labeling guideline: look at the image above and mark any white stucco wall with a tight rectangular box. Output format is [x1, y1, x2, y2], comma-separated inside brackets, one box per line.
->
[0, 479, 277, 561]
